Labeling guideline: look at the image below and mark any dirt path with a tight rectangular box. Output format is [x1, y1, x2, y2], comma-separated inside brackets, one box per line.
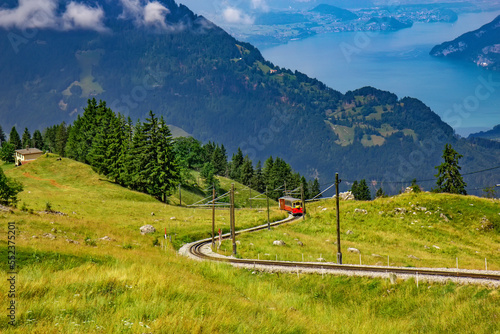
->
[23, 172, 67, 189]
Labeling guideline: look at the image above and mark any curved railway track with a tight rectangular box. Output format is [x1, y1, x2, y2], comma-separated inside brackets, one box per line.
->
[185, 215, 500, 284]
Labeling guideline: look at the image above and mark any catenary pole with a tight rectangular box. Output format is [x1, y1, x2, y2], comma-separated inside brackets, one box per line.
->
[336, 173, 342, 264]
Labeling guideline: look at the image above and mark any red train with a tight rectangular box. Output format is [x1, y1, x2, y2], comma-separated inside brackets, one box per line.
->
[279, 196, 303, 216]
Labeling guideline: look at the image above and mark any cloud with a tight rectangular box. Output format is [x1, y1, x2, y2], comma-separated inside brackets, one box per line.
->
[222, 7, 254, 24]
[251, 0, 269, 12]
[0, 0, 58, 29]
[0, 0, 107, 32]
[144, 2, 170, 28]
[62, 2, 107, 32]
[119, 0, 171, 29]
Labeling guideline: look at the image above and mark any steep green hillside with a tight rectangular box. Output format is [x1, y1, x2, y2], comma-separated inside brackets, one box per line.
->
[1, 155, 499, 333]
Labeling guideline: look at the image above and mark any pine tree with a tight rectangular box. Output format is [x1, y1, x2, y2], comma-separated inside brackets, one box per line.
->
[375, 187, 386, 198]
[32, 130, 44, 149]
[0, 142, 16, 163]
[0, 125, 5, 144]
[310, 178, 321, 199]
[54, 122, 68, 157]
[229, 148, 244, 181]
[435, 144, 467, 195]
[212, 145, 228, 176]
[21, 128, 31, 148]
[357, 179, 371, 200]
[250, 160, 265, 192]
[351, 181, 359, 199]
[9, 127, 21, 149]
[0, 167, 23, 205]
[240, 156, 254, 186]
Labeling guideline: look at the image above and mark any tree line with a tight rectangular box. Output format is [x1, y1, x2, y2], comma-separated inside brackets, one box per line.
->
[1, 99, 321, 203]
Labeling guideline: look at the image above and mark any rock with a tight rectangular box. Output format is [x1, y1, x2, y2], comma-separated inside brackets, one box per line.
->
[346, 230, 353, 235]
[273, 240, 286, 246]
[407, 255, 419, 260]
[389, 273, 397, 285]
[347, 247, 360, 254]
[249, 243, 254, 247]
[354, 208, 367, 214]
[337, 191, 355, 201]
[236, 240, 241, 245]
[440, 213, 450, 222]
[170, 217, 176, 220]
[322, 208, 327, 211]
[480, 217, 494, 230]
[372, 254, 381, 258]
[66, 238, 79, 244]
[433, 245, 440, 249]
[424, 245, 430, 249]
[379, 211, 384, 215]
[140, 225, 156, 235]
[394, 208, 407, 214]
[42, 233, 56, 240]
[32, 235, 38, 239]
[297, 241, 304, 246]
[425, 211, 432, 215]
[100, 236, 113, 241]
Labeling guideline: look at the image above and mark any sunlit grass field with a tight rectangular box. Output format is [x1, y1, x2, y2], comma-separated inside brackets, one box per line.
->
[0, 156, 499, 333]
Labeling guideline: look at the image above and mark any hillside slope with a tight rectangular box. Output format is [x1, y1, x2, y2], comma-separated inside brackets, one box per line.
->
[1, 156, 499, 333]
[0, 0, 499, 194]
[430, 15, 500, 70]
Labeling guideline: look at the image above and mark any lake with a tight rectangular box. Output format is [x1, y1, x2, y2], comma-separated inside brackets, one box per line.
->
[261, 11, 500, 137]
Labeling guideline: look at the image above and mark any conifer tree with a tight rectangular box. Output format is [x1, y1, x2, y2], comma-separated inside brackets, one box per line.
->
[212, 145, 228, 176]
[375, 187, 386, 198]
[310, 178, 321, 199]
[435, 144, 467, 195]
[0, 142, 16, 163]
[240, 156, 254, 186]
[32, 130, 44, 149]
[0, 167, 23, 205]
[21, 128, 31, 148]
[357, 179, 371, 200]
[250, 161, 265, 192]
[0, 125, 5, 144]
[9, 127, 21, 149]
[229, 148, 244, 181]
[54, 122, 68, 157]
[351, 181, 359, 199]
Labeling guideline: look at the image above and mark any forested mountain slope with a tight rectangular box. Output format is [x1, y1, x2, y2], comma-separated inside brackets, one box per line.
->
[0, 0, 499, 194]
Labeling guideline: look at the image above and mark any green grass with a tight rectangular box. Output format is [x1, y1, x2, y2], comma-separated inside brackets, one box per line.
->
[1, 157, 499, 333]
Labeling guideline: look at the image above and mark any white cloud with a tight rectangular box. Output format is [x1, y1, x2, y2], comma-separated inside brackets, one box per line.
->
[0, 0, 107, 32]
[119, 0, 171, 29]
[144, 2, 170, 28]
[222, 7, 253, 24]
[251, 0, 269, 12]
[62, 2, 107, 32]
[0, 0, 58, 29]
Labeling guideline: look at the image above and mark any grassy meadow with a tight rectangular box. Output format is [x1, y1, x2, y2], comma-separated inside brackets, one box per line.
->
[1, 156, 499, 333]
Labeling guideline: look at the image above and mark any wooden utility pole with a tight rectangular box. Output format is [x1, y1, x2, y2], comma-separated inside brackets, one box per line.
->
[231, 183, 237, 255]
[266, 186, 270, 230]
[211, 184, 215, 248]
[301, 183, 306, 220]
[178, 183, 182, 206]
[336, 173, 342, 264]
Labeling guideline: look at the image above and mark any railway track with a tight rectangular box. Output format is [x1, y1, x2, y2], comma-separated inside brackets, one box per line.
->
[184, 215, 500, 285]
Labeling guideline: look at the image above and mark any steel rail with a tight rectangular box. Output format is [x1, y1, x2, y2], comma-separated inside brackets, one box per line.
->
[187, 216, 500, 282]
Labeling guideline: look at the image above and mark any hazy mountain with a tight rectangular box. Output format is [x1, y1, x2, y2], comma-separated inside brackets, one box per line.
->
[309, 4, 358, 20]
[430, 15, 500, 70]
[469, 125, 500, 141]
[1, 0, 499, 194]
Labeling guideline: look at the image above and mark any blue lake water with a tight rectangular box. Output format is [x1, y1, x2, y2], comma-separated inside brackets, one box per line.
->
[261, 11, 500, 137]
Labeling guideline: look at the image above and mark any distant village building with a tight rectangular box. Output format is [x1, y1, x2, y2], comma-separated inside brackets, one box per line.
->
[15, 148, 43, 166]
